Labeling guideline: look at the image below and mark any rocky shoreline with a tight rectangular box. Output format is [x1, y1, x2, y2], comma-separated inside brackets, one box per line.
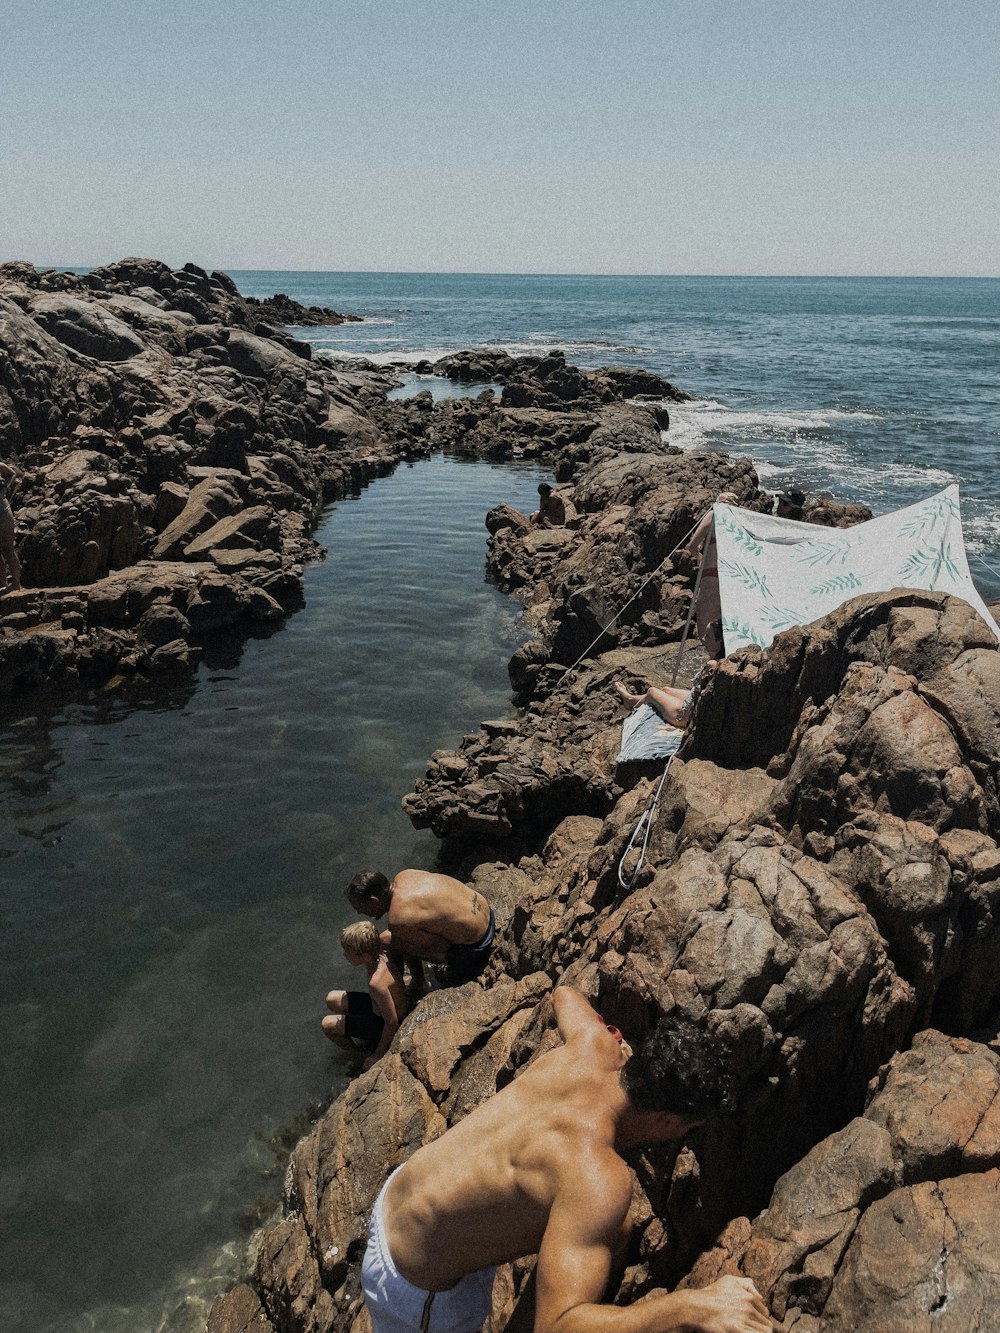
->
[0, 260, 690, 706]
[3, 262, 998, 1332]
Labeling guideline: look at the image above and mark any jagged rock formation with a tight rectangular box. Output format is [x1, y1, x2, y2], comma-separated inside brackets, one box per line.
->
[243, 292, 362, 328]
[1, 262, 690, 700]
[686, 1029, 1000, 1330]
[210, 568, 999, 1329]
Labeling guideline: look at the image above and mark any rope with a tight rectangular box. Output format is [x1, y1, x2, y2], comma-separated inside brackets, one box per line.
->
[977, 553, 1000, 583]
[617, 754, 676, 892]
[552, 517, 700, 692]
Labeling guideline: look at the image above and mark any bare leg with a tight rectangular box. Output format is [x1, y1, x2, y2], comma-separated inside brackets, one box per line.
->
[614, 681, 645, 709]
[321, 1012, 358, 1055]
[325, 989, 349, 1013]
[644, 687, 689, 728]
[615, 680, 689, 727]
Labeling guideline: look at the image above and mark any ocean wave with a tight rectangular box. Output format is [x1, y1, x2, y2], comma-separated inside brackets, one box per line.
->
[666, 400, 883, 452]
[522, 334, 653, 355]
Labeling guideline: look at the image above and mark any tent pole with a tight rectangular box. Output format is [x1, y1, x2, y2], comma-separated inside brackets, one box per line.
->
[671, 544, 708, 685]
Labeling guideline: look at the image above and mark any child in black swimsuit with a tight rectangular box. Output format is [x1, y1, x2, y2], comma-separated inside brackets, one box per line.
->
[322, 921, 409, 1071]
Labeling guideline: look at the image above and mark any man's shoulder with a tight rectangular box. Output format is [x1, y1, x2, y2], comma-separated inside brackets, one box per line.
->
[550, 1143, 633, 1232]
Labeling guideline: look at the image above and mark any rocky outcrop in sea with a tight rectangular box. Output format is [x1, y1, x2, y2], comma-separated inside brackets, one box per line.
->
[3, 260, 997, 1333]
[0, 262, 683, 701]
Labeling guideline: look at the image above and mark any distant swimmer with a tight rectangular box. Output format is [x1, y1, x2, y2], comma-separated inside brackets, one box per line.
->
[323, 921, 410, 1071]
[346, 867, 495, 988]
[360, 986, 773, 1333]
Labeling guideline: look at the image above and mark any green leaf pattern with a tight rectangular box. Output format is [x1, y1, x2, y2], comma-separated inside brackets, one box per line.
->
[719, 559, 772, 596]
[793, 538, 857, 567]
[899, 494, 960, 539]
[721, 615, 768, 648]
[715, 511, 763, 556]
[713, 488, 969, 655]
[810, 572, 863, 597]
[898, 542, 961, 589]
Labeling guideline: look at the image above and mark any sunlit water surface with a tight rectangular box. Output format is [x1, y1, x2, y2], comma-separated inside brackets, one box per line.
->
[0, 456, 543, 1333]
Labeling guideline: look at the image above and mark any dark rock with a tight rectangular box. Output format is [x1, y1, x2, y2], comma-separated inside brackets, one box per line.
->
[686, 1031, 1000, 1330]
[28, 293, 145, 361]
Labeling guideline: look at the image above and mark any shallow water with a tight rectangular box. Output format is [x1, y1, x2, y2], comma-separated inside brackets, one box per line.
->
[0, 455, 543, 1333]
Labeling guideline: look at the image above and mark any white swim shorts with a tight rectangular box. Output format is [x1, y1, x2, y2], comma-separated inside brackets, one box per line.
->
[361, 1171, 496, 1333]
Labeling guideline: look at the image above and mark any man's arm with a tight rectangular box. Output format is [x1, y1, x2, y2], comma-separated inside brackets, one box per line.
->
[535, 1172, 772, 1333]
[381, 921, 451, 963]
[552, 986, 603, 1045]
[684, 509, 714, 559]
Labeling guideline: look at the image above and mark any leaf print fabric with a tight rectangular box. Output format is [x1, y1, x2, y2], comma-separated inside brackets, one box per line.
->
[711, 485, 1000, 656]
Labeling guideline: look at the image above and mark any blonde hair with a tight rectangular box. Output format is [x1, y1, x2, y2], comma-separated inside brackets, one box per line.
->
[341, 920, 381, 964]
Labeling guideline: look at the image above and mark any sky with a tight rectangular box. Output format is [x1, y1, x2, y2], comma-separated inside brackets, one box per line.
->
[1, 0, 998, 275]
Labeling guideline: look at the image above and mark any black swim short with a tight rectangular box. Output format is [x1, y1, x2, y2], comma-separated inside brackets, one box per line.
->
[342, 992, 384, 1045]
[445, 909, 496, 982]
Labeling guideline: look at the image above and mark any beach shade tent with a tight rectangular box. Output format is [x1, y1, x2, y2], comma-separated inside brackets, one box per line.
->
[712, 484, 1000, 656]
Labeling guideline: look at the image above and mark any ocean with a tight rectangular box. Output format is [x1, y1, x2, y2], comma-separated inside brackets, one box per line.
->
[1, 272, 997, 1333]
[233, 272, 1000, 598]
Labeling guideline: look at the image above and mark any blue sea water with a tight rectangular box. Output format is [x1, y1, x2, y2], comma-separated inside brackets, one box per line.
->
[232, 272, 1000, 598]
[1, 273, 997, 1333]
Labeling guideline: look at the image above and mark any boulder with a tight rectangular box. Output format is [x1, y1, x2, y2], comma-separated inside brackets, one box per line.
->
[684, 1031, 1000, 1330]
[29, 293, 145, 360]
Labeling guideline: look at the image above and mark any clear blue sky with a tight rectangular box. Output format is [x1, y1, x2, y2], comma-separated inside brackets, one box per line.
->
[2, 0, 997, 274]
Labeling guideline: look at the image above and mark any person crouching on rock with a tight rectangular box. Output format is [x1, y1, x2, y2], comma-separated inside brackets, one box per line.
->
[346, 868, 495, 990]
[530, 482, 568, 528]
[323, 921, 409, 1071]
[0, 462, 23, 594]
[615, 618, 726, 727]
[360, 985, 773, 1333]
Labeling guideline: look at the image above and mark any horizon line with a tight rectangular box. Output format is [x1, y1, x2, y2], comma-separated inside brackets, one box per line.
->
[17, 263, 1000, 282]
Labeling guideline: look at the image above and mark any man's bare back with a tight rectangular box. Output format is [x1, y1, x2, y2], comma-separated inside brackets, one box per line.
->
[369, 988, 773, 1333]
[387, 869, 490, 961]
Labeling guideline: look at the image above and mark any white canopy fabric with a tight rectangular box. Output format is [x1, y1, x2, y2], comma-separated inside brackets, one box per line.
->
[712, 484, 1000, 656]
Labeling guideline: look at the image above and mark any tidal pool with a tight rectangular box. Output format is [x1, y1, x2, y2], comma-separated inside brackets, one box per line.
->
[0, 454, 543, 1333]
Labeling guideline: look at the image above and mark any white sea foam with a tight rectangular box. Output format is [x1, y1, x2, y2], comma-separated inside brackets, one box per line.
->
[666, 400, 882, 453]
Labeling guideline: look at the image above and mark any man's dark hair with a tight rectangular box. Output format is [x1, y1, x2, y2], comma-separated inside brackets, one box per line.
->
[620, 1016, 734, 1116]
[538, 482, 552, 496]
[346, 868, 390, 907]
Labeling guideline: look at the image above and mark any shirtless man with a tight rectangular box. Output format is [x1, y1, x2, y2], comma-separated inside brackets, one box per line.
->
[346, 868, 495, 986]
[530, 483, 567, 529]
[362, 987, 772, 1333]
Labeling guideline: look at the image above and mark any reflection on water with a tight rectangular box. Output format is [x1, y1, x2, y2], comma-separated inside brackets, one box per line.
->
[0, 455, 542, 1333]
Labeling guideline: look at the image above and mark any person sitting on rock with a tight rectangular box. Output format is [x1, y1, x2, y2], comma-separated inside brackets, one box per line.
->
[360, 985, 772, 1333]
[322, 921, 409, 1072]
[615, 618, 725, 728]
[0, 462, 24, 594]
[346, 868, 495, 988]
[530, 482, 568, 528]
[774, 487, 806, 521]
[683, 492, 738, 647]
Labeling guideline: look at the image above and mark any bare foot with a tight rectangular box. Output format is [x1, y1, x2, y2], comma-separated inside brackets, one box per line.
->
[614, 680, 644, 709]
